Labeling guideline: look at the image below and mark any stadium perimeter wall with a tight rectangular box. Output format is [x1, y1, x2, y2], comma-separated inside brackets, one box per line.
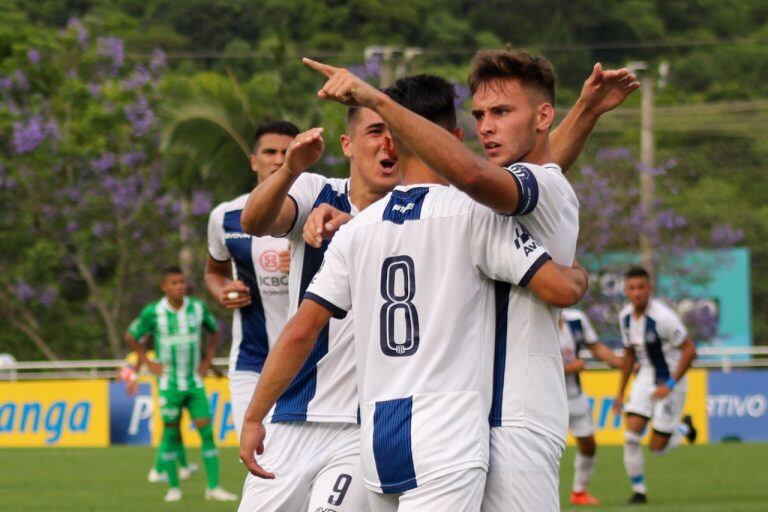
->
[0, 370, 766, 447]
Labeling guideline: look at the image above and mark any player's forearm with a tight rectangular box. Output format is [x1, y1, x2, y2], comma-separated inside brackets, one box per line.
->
[204, 262, 231, 300]
[672, 340, 697, 381]
[564, 359, 584, 374]
[241, 165, 298, 236]
[592, 342, 622, 368]
[203, 332, 218, 362]
[550, 98, 600, 172]
[616, 355, 635, 396]
[373, 95, 520, 213]
[124, 334, 147, 364]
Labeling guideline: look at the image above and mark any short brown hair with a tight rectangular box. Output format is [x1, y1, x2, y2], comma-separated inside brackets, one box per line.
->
[468, 50, 556, 104]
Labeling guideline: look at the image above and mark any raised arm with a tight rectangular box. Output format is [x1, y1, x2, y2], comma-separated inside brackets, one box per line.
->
[241, 128, 325, 236]
[239, 300, 333, 478]
[551, 63, 639, 171]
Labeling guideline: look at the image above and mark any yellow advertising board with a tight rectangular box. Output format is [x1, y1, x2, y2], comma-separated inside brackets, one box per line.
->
[0, 380, 109, 447]
[567, 368, 709, 445]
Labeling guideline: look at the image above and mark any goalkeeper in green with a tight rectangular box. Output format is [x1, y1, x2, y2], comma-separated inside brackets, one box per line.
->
[125, 265, 237, 502]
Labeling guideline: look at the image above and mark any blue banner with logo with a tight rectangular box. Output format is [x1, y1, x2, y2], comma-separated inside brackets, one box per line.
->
[707, 369, 768, 442]
[109, 381, 153, 445]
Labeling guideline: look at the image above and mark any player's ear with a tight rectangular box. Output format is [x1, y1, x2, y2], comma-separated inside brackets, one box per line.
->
[249, 153, 259, 172]
[340, 133, 353, 157]
[537, 103, 555, 133]
[452, 127, 464, 142]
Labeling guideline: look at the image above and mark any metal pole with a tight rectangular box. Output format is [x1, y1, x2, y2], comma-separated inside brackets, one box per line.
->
[639, 77, 655, 275]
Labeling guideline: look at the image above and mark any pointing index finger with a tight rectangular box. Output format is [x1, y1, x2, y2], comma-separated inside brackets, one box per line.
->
[302, 57, 338, 78]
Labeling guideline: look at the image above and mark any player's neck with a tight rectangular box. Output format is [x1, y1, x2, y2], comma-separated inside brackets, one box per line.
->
[401, 156, 449, 186]
[632, 301, 649, 317]
[166, 296, 185, 311]
[520, 136, 552, 166]
[348, 177, 388, 211]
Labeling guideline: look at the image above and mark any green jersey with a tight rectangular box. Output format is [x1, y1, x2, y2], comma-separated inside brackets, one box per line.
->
[128, 296, 217, 391]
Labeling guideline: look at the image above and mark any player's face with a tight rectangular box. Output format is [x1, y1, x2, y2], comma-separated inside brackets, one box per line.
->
[342, 108, 400, 196]
[472, 78, 540, 167]
[250, 133, 295, 182]
[161, 273, 187, 301]
[624, 276, 652, 309]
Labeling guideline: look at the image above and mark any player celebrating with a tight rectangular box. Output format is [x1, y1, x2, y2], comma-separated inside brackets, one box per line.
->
[205, 120, 296, 437]
[559, 308, 622, 505]
[614, 267, 698, 504]
[241, 71, 588, 511]
[125, 266, 237, 502]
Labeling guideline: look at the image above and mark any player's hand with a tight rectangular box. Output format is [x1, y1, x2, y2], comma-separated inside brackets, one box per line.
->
[564, 358, 585, 374]
[198, 359, 212, 378]
[147, 360, 164, 377]
[578, 63, 640, 116]
[125, 379, 139, 396]
[612, 395, 624, 415]
[284, 127, 325, 175]
[303, 58, 387, 109]
[220, 280, 251, 309]
[239, 420, 274, 479]
[302, 204, 354, 248]
[278, 247, 291, 274]
[652, 384, 672, 400]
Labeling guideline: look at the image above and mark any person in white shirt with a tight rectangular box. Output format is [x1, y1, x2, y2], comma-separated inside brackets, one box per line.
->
[614, 267, 698, 505]
[240, 71, 588, 511]
[559, 308, 621, 506]
[205, 120, 296, 437]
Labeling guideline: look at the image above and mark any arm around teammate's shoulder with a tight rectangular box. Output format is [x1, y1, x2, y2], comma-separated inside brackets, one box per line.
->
[526, 261, 589, 308]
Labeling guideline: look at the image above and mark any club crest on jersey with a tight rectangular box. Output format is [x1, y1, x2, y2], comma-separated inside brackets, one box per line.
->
[513, 226, 539, 256]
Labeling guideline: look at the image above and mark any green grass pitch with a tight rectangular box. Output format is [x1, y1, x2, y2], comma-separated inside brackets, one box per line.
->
[1, 444, 766, 511]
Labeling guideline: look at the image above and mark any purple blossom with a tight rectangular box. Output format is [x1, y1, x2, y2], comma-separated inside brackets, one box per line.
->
[322, 154, 346, 166]
[595, 147, 632, 162]
[67, 17, 88, 45]
[27, 49, 41, 65]
[15, 281, 35, 303]
[0, 76, 11, 91]
[191, 190, 213, 216]
[12, 115, 45, 154]
[92, 221, 113, 236]
[111, 176, 141, 211]
[121, 150, 145, 167]
[123, 97, 156, 137]
[710, 224, 744, 247]
[454, 84, 470, 108]
[150, 49, 167, 74]
[64, 187, 81, 202]
[97, 37, 125, 74]
[66, 220, 78, 233]
[121, 65, 151, 90]
[39, 287, 57, 307]
[87, 83, 101, 98]
[12, 70, 28, 91]
[132, 229, 143, 240]
[91, 152, 118, 173]
[44, 119, 60, 141]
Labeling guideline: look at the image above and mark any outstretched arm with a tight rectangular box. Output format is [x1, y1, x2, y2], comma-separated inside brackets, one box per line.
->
[551, 63, 639, 171]
[239, 300, 333, 478]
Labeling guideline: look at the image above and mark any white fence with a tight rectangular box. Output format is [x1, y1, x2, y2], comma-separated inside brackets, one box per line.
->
[1, 348, 767, 381]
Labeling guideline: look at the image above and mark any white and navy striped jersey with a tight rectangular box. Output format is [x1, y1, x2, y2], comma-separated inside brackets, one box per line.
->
[269, 172, 359, 424]
[208, 194, 290, 375]
[490, 162, 579, 445]
[619, 298, 688, 387]
[560, 308, 599, 399]
[306, 184, 551, 494]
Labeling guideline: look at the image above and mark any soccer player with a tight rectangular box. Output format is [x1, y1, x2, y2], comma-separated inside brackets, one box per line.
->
[297, 50, 635, 511]
[234, 106, 399, 511]
[559, 308, 622, 505]
[241, 71, 588, 511]
[614, 267, 698, 504]
[205, 120, 296, 437]
[125, 266, 237, 502]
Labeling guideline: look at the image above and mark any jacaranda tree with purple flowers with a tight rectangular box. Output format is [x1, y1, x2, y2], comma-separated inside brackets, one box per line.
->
[0, 19, 185, 359]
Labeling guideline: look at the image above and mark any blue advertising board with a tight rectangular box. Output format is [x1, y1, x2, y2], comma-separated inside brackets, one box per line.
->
[707, 369, 768, 442]
[109, 381, 153, 445]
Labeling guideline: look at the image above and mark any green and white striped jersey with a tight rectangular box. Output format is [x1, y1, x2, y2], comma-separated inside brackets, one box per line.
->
[128, 296, 217, 391]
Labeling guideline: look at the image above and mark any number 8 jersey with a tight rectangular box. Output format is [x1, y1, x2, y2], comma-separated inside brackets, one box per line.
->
[306, 184, 551, 494]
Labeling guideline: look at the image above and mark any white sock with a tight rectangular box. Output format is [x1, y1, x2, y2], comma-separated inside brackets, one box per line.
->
[573, 452, 596, 493]
[624, 431, 646, 494]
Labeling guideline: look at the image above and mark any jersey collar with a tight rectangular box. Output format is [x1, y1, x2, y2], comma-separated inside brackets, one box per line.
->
[161, 296, 189, 313]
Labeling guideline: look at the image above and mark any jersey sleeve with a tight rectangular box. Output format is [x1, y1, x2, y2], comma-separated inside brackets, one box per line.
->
[127, 305, 155, 340]
[661, 308, 688, 348]
[469, 203, 551, 286]
[200, 302, 218, 332]
[207, 203, 229, 262]
[579, 312, 600, 345]
[285, 173, 326, 240]
[618, 312, 632, 348]
[304, 229, 352, 319]
[504, 164, 540, 215]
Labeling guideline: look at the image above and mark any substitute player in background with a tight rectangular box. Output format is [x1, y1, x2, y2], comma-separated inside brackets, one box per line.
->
[559, 308, 621, 505]
[205, 120, 296, 437]
[242, 72, 588, 511]
[125, 266, 237, 502]
[614, 267, 698, 504]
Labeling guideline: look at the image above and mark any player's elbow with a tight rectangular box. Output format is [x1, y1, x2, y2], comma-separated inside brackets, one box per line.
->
[240, 212, 264, 236]
[539, 280, 584, 308]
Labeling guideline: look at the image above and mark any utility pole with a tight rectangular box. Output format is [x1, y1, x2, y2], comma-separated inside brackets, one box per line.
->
[364, 46, 422, 88]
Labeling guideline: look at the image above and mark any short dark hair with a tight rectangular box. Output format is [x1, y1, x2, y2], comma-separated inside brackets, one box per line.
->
[383, 74, 457, 131]
[252, 120, 300, 150]
[625, 267, 650, 280]
[162, 265, 184, 278]
[468, 50, 556, 104]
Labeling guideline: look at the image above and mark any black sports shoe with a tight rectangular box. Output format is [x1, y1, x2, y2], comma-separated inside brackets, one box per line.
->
[627, 492, 647, 504]
[683, 414, 697, 443]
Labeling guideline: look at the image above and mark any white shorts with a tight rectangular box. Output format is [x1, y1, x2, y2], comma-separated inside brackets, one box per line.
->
[367, 467, 485, 512]
[239, 422, 367, 512]
[625, 379, 687, 434]
[568, 393, 595, 438]
[483, 426, 563, 512]
[230, 370, 260, 438]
